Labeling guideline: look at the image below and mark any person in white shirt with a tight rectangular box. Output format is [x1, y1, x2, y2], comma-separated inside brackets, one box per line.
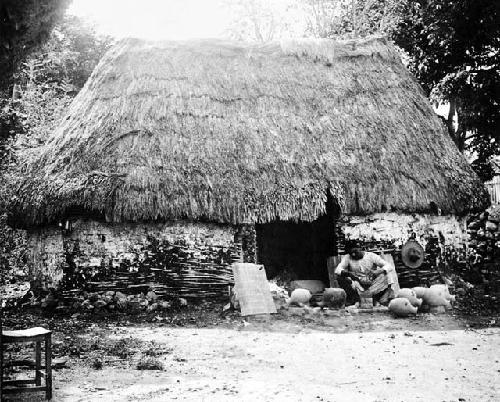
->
[334, 240, 396, 305]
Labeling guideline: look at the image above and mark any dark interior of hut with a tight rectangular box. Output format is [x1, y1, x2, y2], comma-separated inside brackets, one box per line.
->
[255, 195, 338, 285]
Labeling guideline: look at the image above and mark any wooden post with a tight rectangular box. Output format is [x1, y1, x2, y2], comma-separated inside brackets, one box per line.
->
[35, 341, 41, 386]
[327, 256, 342, 288]
[45, 334, 52, 400]
[0, 305, 3, 401]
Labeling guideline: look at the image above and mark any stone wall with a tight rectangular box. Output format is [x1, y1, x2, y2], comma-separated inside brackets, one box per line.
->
[465, 210, 500, 287]
[28, 213, 471, 295]
[339, 213, 466, 250]
[28, 219, 252, 299]
[28, 226, 66, 288]
[462, 209, 500, 313]
[336, 213, 468, 287]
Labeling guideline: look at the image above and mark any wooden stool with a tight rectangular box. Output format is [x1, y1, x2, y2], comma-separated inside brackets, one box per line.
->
[1, 327, 52, 400]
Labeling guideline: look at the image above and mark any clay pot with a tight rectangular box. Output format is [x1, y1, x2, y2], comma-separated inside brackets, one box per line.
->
[421, 287, 451, 308]
[322, 288, 346, 309]
[289, 289, 312, 306]
[388, 298, 418, 317]
[290, 280, 325, 295]
[396, 288, 422, 307]
[429, 284, 456, 303]
[412, 286, 427, 299]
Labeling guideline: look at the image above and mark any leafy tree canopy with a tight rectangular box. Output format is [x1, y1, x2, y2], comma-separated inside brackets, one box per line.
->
[393, 0, 500, 180]
[0, 13, 112, 210]
[0, 0, 70, 91]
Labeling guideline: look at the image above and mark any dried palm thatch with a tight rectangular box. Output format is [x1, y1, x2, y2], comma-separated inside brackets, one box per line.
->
[14, 36, 488, 225]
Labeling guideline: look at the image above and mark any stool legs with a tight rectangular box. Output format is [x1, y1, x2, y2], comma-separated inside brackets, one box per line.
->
[35, 341, 42, 386]
[45, 334, 52, 400]
[1, 331, 53, 400]
[0, 335, 2, 402]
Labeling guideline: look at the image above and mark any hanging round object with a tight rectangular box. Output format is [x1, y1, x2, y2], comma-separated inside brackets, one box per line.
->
[401, 238, 425, 268]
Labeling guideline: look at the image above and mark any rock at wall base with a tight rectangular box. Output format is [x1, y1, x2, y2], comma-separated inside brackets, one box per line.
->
[287, 306, 308, 316]
[429, 306, 446, 314]
[324, 309, 341, 317]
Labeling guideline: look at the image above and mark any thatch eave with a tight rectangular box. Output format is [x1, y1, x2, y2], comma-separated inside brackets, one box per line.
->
[10, 36, 489, 227]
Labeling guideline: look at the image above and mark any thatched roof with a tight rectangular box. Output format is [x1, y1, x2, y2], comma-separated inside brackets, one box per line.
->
[13, 36, 488, 225]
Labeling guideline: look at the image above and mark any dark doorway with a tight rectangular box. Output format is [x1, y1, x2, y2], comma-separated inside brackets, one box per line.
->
[256, 196, 338, 284]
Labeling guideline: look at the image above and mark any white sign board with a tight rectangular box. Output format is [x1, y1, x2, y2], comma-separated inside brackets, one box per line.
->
[232, 263, 277, 316]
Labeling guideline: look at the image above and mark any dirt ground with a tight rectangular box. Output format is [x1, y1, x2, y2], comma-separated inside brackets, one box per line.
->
[2, 307, 500, 402]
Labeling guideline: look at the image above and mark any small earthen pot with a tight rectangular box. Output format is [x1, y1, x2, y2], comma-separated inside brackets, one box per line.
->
[322, 288, 346, 309]
[421, 287, 451, 308]
[289, 288, 312, 306]
[388, 297, 418, 317]
[396, 288, 423, 308]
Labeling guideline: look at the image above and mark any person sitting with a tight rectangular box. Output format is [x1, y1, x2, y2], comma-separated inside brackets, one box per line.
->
[334, 240, 397, 306]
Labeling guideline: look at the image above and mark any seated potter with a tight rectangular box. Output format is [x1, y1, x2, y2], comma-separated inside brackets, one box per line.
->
[334, 240, 396, 306]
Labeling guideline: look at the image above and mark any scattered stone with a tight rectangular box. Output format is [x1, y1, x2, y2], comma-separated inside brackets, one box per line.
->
[467, 220, 481, 230]
[310, 306, 322, 315]
[128, 300, 141, 313]
[345, 305, 359, 314]
[429, 306, 446, 314]
[146, 290, 158, 301]
[287, 306, 307, 316]
[52, 357, 69, 369]
[161, 301, 172, 309]
[115, 291, 127, 301]
[88, 293, 99, 303]
[486, 220, 498, 231]
[116, 298, 128, 311]
[94, 300, 107, 309]
[41, 292, 58, 310]
[324, 309, 341, 317]
[92, 358, 103, 370]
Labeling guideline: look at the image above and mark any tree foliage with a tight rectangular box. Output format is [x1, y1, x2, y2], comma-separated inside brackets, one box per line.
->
[0, 0, 70, 92]
[3, 14, 112, 143]
[1, 12, 112, 280]
[392, 0, 500, 180]
[225, 0, 303, 42]
[0, 213, 29, 285]
[303, 0, 403, 38]
[0, 0, 71, 162]
[225, 0, 404, 41]
[0, 14, 112, 209]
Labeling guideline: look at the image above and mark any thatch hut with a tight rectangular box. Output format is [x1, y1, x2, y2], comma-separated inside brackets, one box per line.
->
[12, 37, 488, 296]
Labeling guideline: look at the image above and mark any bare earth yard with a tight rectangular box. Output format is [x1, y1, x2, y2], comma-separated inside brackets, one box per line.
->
[3, 309, 500, 402]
